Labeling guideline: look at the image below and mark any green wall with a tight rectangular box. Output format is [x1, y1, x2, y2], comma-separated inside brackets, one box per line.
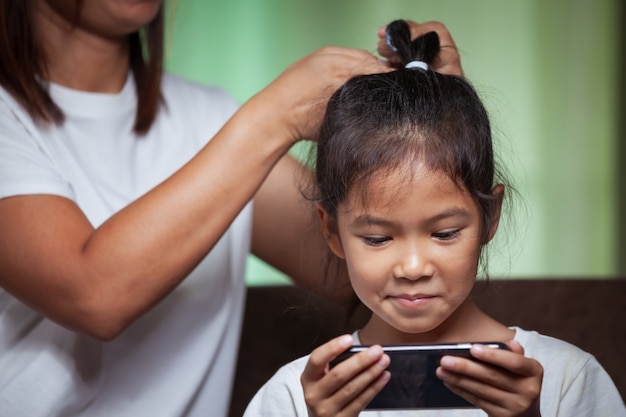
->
[165, 0, 620, 284]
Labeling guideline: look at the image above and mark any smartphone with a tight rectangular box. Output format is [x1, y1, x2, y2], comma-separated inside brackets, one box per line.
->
[330, 342, 509, 410]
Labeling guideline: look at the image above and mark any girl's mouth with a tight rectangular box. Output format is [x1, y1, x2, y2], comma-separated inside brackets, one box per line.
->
[390, 294, 436, 309]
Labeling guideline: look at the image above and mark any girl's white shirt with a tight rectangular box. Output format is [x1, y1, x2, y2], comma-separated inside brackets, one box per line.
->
[242, 327, 626, 417]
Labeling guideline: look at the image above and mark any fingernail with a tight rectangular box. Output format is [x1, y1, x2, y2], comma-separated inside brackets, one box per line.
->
[377, 354, 390, 369]
[368, 345, 383, 359]
[471, 344, 484, 356]
[440, 356, 456, 367]
[338, 334, 353, 347]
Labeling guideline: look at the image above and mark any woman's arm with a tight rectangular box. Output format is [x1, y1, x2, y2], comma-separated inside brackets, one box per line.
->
[0, 46, 385, 341]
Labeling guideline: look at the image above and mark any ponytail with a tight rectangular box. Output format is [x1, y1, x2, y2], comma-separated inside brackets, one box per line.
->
[385, 19, 440, 70]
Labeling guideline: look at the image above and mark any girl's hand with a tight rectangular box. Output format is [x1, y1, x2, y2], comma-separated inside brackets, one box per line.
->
[247, 46, 389, 147]
[301, 334, 391, 417]
[377, 20, 463, 76]
[437, 341, 543, 417]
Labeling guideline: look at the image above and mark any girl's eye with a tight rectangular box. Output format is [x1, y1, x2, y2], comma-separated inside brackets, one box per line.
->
[363, 236, 390, 246]
[432, 230, 460, 241]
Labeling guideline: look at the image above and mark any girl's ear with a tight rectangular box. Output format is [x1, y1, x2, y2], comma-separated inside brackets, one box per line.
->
[316, 203, 346, 259]
[485, 184, 505, 243]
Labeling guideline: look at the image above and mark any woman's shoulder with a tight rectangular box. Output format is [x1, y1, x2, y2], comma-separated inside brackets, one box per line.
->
[157, 73, 240, 133]
[161, 73, 239, 109]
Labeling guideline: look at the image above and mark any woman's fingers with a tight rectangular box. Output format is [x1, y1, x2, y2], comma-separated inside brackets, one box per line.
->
[377, 19, 463, 76]
[254, 46, 390, 144]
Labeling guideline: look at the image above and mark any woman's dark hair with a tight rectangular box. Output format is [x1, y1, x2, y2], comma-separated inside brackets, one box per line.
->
[315, 20, 504, 249]
[0, 0, 164, 135]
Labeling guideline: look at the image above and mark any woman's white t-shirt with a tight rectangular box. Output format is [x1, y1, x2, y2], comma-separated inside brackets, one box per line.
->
[0, 74, 252, 417]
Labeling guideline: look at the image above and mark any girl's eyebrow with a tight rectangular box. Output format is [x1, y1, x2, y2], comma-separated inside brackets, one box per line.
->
[427, 207, 472, 224]
[351, 207, 471, 228]
[351, 215, 393, 228]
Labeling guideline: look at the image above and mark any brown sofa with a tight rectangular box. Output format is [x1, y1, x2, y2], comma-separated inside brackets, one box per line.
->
[228, 279, 626, 417]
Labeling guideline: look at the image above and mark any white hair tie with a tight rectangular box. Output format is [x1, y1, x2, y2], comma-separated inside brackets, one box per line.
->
[405, 61, 429, 71]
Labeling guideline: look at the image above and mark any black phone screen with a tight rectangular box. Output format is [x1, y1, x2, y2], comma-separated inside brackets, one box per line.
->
[331, 342, 507, 410]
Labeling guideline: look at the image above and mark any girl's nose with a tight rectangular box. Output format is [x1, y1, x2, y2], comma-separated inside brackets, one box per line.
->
[392, 247, 434, 280]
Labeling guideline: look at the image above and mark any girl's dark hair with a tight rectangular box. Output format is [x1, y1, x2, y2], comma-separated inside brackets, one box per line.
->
[0, 1, 164, 135]
[316, 20, 504, 249]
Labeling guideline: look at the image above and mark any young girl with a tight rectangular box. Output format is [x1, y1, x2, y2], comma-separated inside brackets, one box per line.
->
[242, 20, 625, 417]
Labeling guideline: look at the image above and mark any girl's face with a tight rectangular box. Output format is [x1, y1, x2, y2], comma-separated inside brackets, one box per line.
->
[319, 163, 500, 343]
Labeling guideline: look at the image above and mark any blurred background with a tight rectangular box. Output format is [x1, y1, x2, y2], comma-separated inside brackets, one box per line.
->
[164, 0, 624, 285]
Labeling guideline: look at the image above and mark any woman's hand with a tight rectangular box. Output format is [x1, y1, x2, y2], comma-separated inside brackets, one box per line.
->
[247, 46, 389, 147]
[437, 341, 543, 417]
[301, 335, 391, 417]
[377, 20, 463, 77]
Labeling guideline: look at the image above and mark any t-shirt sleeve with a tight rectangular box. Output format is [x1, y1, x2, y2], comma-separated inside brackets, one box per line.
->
[242, 357, 310, 417]
[556, 355, 626, 416]
[0, 94, 75, 200]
